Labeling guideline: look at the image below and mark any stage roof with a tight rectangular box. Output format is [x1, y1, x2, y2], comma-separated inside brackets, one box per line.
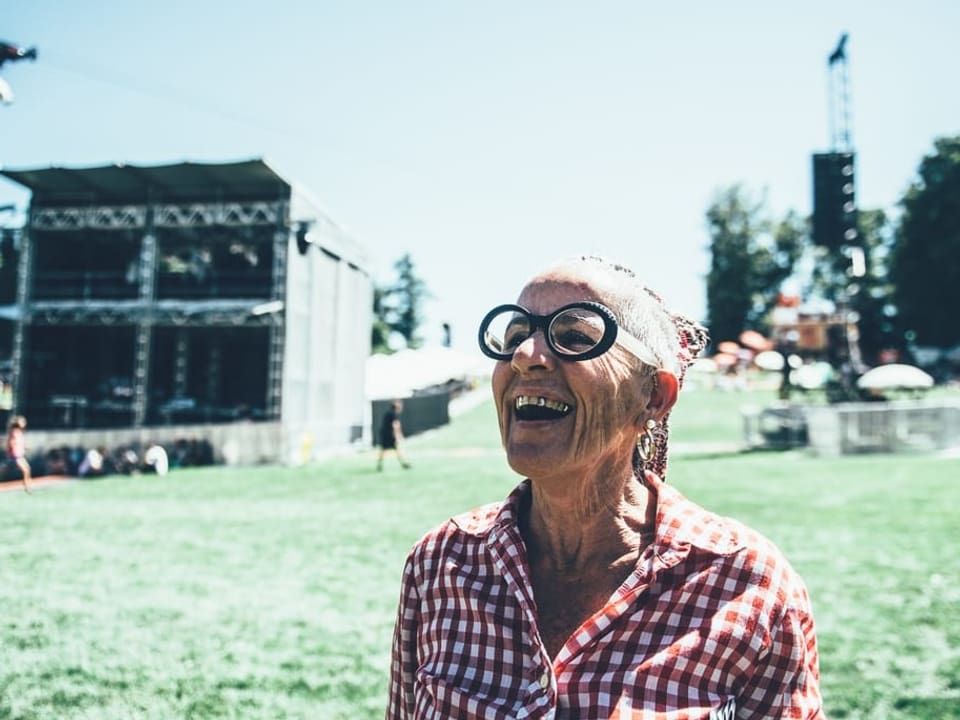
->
[0, 158, 291, 206]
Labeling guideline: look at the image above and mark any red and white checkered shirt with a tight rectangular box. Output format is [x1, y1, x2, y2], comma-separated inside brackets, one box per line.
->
[387, 474, 824, 719]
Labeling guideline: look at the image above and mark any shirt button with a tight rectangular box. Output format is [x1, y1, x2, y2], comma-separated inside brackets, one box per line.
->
[539, 672, 550, 689]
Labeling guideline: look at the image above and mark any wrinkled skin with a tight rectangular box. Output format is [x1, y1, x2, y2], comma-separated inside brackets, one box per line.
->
[492, 266, 677, 519]
[491, 264, 680, 658]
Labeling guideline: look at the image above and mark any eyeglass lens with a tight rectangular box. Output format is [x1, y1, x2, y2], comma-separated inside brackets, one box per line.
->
[482, 307, 608, 357]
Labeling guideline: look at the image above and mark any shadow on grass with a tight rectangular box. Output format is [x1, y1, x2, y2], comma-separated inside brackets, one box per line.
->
[893, 696, 960, 719]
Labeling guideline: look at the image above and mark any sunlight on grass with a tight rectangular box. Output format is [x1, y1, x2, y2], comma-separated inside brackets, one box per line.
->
[1, 387, 957, 718]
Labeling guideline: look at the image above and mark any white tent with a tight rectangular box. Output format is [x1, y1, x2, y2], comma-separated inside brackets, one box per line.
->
[366, 346, 491, 400]
[857, 363, 934, 391]
[792, 362, 834, 390]
[754, 350, 785, 372]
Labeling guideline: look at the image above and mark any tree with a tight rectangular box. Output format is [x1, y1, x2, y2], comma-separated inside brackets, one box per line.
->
[705, 186, 803, 344]
[390, 254, 430, 348]
[370, 285, 393, 354]
[806, 209, 900, 365]
[848, 210, 901, 364]
[890, 135, 960, 348]
[371, 253, 431, 353]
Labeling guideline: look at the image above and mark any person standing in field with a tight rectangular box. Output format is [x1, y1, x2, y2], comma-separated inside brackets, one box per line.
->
[3, 415, 32, 493]
[386, 255, 823, 718]
[377, 399, 411, 471]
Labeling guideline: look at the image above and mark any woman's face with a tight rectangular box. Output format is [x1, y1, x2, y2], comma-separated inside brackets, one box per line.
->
[491, 266, 654, 483]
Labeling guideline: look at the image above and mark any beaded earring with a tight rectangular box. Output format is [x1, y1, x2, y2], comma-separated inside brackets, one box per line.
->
[636, 418, 657, 465]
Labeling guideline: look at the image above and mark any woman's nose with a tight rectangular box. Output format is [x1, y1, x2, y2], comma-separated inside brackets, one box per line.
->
[510, 331, 556, 373]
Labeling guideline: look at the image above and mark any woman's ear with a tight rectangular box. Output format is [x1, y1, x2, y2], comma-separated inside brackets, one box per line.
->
[645, 370, 679, 422]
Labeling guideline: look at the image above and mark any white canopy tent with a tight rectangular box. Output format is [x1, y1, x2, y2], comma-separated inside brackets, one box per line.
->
[857, 363, 934, 391]
[365, 346, 491, 400]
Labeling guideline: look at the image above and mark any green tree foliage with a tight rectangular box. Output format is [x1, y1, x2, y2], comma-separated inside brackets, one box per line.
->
[371, 253, 431, 353]
[807, 209, 900, 364]
[891, 135, 960, 348]
[370, 285, 393, 354]
[850, 210, 900, 363]
[705, 186, 803, 344]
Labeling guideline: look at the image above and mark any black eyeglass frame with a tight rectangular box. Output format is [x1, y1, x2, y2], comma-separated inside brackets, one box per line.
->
[477, 301, 621, 362]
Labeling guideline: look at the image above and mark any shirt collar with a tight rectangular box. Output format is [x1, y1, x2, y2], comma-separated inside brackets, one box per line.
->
[645, 471, 744, 561]
[450, 480, 529, 536]
[451, 475, 742, 558]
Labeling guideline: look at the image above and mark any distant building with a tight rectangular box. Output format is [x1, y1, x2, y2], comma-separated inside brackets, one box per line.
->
[0, 159, 372, 464]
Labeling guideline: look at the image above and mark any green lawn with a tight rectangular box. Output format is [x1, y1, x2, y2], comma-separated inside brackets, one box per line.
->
[1, 388, 958, 719]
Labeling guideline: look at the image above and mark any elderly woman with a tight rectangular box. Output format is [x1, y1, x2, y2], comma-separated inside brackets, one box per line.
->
[387, 256, 823, 719]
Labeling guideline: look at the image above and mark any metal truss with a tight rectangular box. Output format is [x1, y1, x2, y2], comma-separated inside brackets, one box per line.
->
[25, 301, 284, 327]
[265, 228, 288, 420]
[31, 205, 147, 230]
[30, 201, 288, 231]
[154, 201, 287, 228]
[9, 229, 33, 414]
[132, 232, 157, 426]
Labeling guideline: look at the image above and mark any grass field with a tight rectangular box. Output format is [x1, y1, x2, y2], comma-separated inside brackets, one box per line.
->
[1, 387, 958, 719]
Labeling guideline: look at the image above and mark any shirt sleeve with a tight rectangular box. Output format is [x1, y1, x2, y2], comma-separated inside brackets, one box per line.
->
[386, 549, 420, 720]
[737, 578, 825, 719]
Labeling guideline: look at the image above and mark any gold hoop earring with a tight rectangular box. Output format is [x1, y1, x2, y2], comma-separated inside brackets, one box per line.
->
[636, 419, 657, 465]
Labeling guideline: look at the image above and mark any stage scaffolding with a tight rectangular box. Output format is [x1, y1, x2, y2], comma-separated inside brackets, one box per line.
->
[0, 159, 373, 463]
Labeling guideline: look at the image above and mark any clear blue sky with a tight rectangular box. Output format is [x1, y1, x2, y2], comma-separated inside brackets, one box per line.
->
[2, 1, 958, 351]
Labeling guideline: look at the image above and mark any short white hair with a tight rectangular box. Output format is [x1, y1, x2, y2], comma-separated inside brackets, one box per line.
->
[545, 255, 708, 379]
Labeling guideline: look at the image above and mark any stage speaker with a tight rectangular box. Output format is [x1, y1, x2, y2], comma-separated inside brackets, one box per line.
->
[812, 152, 857, 249]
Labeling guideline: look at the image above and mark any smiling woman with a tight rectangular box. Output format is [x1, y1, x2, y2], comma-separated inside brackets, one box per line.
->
[386, 255, 825, 719]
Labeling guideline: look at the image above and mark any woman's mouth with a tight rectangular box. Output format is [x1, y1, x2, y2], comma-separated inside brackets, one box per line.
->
[514, 396, 572, 421]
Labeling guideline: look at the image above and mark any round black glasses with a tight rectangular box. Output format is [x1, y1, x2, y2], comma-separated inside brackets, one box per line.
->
[478, 302, 622, 362]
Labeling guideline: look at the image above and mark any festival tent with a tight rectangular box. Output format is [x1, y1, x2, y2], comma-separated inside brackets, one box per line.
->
[857, 364, 934, 391]
[365, 346, 491, 400]
[754, 350, 785, 372]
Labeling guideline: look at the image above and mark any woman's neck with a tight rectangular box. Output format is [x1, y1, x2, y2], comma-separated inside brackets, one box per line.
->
[521, 468, 654, 576]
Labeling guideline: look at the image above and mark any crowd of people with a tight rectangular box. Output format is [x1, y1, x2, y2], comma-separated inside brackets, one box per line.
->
[0, 419, 216, 487]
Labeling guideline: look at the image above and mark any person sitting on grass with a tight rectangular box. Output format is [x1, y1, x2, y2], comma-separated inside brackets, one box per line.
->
[3, 415, 32, 493]
[386, 255, 823, 718]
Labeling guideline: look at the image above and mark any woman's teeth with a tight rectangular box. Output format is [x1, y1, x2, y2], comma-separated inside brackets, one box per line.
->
[515, 396, 571, 415]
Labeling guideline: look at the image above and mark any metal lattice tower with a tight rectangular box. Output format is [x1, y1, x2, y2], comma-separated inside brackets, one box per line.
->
[132, 226, 157, 426]
[828, 33, 852, 152]
[9, 228, 33, 415]
[266, 225, 288, 421]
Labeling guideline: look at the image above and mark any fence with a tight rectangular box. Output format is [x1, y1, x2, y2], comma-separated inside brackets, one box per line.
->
[805, 400, 960, 456]
[370, 390, 450, 447]
[743, 399, 960, 456]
